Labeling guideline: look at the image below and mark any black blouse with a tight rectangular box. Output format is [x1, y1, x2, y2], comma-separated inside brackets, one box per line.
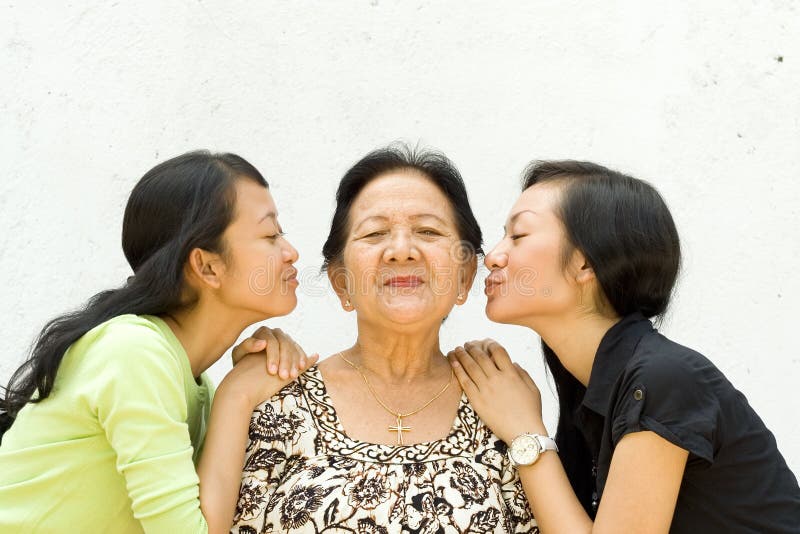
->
[576, 313, 800, 533]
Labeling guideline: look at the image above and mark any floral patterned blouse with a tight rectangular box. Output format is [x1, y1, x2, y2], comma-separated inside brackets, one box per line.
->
[231, 366, 537, 533]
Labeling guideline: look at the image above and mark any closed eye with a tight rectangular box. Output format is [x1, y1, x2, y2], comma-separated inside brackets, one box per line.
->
[510, 234, 527, 241]
[362, 231, 388, 239]
[265, 231, 286, 240]
[418, 228, 442, 236]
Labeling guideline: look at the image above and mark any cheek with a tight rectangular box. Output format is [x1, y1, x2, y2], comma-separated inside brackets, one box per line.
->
[346, 246, 384, 285]
[237, 244, 274, 272]
[337, 249, 377, 293]
[428, 257, 462, 295]
[228, 245, 282, 292]
[505, 242, 569, 297]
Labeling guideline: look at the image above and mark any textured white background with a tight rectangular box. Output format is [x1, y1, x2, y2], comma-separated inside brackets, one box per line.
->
[2, 2, 798, 475]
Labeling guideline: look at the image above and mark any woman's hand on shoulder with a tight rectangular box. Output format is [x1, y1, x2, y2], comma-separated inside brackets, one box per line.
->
[448, 339, 545, 444]
[232, 326, 316, 379]
[222, 327, 319, 408]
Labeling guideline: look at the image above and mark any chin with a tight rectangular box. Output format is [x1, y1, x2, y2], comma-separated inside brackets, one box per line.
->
[383, 312, 434, 325]
[265, 294, 298, 318]
[379, 304, 443, 325]
[485, 300, 520, 325]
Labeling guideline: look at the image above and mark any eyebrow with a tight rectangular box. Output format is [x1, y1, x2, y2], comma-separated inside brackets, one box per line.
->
[258, 211, 278, 224]
[411, 213, 449, 225]
[354, 213, 449, 232]
[504, 210, 538, 232]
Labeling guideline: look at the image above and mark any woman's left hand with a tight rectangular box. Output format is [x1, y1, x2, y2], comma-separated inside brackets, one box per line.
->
[448, 339, 547, 445]
[232, 326, 313, 380]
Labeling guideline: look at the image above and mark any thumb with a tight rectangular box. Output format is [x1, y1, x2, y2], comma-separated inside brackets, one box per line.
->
[514, 363, 539, 392]
[232, 337, 268, 365]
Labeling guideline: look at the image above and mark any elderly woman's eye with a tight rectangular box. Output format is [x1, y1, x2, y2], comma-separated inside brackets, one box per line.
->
[363, 231, 387, 239]
[418, 228, 441, 236]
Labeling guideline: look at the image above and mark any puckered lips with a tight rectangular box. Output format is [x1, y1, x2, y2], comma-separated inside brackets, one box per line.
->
[283, 267, 299, 286]
[484, 271, 505, 296]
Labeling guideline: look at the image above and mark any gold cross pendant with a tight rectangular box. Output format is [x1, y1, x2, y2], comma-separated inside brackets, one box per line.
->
[389, 414, 411, 445]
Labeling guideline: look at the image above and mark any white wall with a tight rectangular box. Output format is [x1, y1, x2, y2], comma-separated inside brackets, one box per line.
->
[2, 1, 798, 475]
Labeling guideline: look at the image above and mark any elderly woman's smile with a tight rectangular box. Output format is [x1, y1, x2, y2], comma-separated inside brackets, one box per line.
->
[338, 170, 471, 324]
[234, 145, 537, 532]
[383, 275, 423, 288]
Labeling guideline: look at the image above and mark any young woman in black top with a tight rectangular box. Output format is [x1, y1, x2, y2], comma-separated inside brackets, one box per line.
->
[449, 161, 800, 532]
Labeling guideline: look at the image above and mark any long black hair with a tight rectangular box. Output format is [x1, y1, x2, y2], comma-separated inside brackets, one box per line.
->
[522, 160, 681, 514]
[0, 150, 268, 438]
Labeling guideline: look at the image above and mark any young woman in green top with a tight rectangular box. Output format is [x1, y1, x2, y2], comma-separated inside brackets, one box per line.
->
[0, 151, 316, 533]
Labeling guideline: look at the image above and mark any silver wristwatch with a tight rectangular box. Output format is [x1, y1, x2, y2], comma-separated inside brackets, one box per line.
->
[508, 433, 559, 467]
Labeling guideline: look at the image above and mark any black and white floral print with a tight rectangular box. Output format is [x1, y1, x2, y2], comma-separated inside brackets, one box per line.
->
[358, 517, 389, 534]
[449, 461, 489, 507]
[248, 401, 305, 443]
[279, 484, 332, 529]
[237, 478, 269, 522]
[232, 366, 537, 533]
[344, 471, 392, 509]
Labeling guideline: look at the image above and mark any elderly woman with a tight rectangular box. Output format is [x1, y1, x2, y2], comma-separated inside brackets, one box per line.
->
[231, 146, 536, 533]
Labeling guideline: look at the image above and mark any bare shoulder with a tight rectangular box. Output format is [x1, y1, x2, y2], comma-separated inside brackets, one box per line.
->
[316, 354, 359, 382]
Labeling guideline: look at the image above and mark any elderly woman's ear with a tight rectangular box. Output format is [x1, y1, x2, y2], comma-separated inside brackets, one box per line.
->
[455, 254, 478, 305]
[327, 262, 355, 311]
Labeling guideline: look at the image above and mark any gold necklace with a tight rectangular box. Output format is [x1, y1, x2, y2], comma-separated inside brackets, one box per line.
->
[338, 352, 454, 445]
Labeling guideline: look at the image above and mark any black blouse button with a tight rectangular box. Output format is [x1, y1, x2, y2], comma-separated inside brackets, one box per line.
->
[633, 388, 644, 401]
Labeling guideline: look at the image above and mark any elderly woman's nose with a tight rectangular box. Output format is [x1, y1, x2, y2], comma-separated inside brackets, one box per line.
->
[383, 230, 419, 262]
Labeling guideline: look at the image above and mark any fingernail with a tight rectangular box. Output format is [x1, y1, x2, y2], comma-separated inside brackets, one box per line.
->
[254, 340, 266, 349]
[269, 364, 278, 373]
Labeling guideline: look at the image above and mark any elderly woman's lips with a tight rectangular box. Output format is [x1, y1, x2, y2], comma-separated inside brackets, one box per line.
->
[385, 276, 423, 287]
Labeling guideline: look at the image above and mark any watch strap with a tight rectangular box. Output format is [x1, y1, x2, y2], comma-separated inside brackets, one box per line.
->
[535, 434, 558, 453]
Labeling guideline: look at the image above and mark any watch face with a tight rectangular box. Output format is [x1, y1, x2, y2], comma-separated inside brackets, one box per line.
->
[511, 434, 541, 465]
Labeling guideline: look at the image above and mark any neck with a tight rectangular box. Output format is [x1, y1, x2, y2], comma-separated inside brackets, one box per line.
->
[161, 299, 253, 378]
[523, 311, 620, 387]
[346, 317, 448, 385]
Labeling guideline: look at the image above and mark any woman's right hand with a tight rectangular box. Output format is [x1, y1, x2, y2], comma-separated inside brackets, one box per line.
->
[448, 339, 546, 445]
[221, 327, 319, 408]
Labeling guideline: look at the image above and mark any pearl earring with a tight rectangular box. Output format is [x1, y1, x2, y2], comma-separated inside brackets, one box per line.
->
[345, 299, 351, 308]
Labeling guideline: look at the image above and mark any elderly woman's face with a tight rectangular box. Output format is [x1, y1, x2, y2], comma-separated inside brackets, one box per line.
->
[335, 170, 475, 327]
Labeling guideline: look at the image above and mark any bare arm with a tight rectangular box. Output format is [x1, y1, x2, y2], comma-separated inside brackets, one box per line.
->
[197, 383, 253, 534]
[592, 432, 686, 534]
[197, 328, 318, 534]
[449, 340, 687, 534]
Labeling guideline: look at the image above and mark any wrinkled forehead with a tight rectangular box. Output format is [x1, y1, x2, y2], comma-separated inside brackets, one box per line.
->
[350, 171, 456, 225]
